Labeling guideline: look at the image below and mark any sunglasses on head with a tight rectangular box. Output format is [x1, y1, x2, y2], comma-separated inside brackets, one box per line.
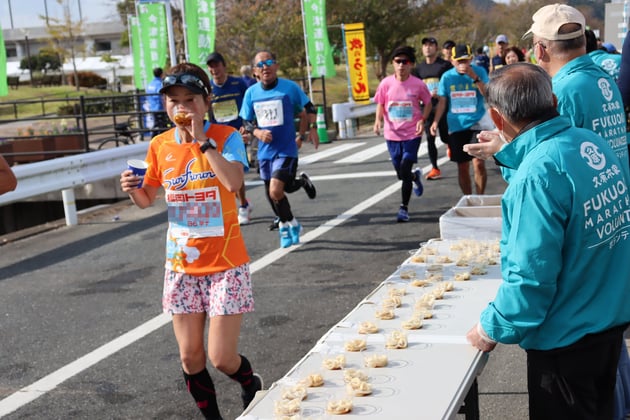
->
[255, 59, 276, 68]
[162, 73, 209, 95]
[393, 58, 410, 65]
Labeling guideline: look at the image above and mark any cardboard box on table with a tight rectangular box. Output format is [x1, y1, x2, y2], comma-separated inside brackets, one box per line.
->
[440, 195, 503, 240]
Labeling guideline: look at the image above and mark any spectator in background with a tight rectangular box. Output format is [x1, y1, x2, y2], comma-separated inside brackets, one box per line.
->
[473, 46, 490, 73]
[504, 46, 526, 65]
[603, 42, 619, 54]
[442, 40, 456, 63]
[206, 52, 253, 225]
[490, 34, 508, 73]
[415, 36, 453, 180]
[240, 65, 256, 88]
[585, 29, 621, 82]
[0, 155, 17, 195]
[144, 67, 166, 137]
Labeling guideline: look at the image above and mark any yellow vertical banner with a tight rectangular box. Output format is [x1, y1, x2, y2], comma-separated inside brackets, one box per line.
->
[343, 23, 370, 103]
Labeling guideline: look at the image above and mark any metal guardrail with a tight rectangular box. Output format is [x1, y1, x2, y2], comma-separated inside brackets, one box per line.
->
[0, 142, 149, 226]
[331, 100, 376, 139]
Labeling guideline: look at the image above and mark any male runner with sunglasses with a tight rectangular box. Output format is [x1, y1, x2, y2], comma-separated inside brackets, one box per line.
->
[206, 52, 253, 225]
[239, 50, 318, 248]
[373, 45, 432, 223]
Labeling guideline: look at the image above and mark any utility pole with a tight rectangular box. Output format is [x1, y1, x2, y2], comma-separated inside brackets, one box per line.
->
[44, 0, 50, 25]
[8, 0, 14, 29]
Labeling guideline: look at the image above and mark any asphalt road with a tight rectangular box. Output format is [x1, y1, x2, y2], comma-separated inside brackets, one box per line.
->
[0, 134, 530, 420]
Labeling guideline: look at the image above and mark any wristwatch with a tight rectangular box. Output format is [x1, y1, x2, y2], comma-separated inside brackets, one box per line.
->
[200, 138, 217, 153]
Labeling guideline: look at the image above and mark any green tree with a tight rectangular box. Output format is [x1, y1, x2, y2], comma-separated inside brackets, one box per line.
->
[116, 0, 136, 48]
[42, 0, 86, 91]
[216, 0, 307, 78]
[330, 0, 468, 79]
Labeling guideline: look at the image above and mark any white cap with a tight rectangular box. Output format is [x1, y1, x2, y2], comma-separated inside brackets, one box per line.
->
[522, 3, 585, 41]
[495, 34, 508, 44]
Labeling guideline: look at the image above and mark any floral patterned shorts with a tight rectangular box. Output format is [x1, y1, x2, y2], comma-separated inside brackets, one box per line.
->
[162, 263, 254, 316]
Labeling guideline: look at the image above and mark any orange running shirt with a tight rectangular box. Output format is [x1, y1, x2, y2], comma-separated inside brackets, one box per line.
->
[143, 123, 250, 275]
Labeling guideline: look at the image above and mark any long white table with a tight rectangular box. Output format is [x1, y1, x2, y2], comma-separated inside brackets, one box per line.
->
[239, 239, 502, 419]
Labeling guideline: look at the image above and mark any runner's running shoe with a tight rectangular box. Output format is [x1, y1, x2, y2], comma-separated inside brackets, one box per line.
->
[425, 168, 441, 180]
[237, 201, 253, 225]
[300, 172, 317, 199]
[412, 169, 424, 197]
[397, 207, 410, 223]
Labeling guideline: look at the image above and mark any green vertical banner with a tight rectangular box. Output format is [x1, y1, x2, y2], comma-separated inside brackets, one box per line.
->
[183, 0, 216, 66]
[137, 2, 168, 86]
[0, 23, 8, 97]
[303, 0, 336, 78]
[129, 16, 145, 90]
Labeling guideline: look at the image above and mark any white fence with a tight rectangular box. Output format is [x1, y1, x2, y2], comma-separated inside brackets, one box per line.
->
[0, 143, 149, 226]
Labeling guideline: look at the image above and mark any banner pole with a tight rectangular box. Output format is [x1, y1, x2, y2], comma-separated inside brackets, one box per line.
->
[181, 0, 189, 62]
[163, 0, 177, 65]
[340, 23, 352, 102]
[300, 0, 314, 102]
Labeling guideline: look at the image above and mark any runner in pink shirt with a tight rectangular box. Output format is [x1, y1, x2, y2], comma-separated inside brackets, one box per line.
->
[374, 45, 432, 222]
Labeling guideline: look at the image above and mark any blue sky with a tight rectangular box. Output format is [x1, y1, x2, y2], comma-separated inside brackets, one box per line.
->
[1, 0, 118, 30]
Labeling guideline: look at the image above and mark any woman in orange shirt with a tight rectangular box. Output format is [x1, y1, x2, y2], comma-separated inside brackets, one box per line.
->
[120, 62, 261, 420]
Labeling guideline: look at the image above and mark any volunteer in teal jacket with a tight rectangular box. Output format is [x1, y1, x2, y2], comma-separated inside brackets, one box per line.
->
[466, 63, 630, 420]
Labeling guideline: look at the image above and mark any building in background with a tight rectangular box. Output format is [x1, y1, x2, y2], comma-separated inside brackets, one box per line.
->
[2, 20, 131, 85]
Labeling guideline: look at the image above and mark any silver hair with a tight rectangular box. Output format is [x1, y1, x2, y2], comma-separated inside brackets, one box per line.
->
[485, 63, 555, 123]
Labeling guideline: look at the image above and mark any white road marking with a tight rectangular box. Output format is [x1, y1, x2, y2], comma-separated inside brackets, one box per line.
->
[299, 142, 366, 165]
[0, 147, 449, 417]
[334, 142, 387, 163]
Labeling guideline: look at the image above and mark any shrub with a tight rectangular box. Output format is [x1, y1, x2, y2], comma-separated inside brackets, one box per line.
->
[57, 104, 76, 115]
[66, 71, 107, 89]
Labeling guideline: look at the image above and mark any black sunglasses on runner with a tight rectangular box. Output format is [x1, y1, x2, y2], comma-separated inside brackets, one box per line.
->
[160, 73, 209, 95]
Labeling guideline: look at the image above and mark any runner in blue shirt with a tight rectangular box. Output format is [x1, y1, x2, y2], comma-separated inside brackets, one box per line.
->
[240, 50, 318, 248]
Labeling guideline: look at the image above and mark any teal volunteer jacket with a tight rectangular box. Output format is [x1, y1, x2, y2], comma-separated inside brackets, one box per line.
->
[481, 115, 630, 350]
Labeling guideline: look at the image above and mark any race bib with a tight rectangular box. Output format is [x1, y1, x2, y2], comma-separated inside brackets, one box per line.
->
[450, 90, 477, 114]
[388, 100, 413, 122]
[254, 99, 284, 127]
[213, 100, 239, 123]
[166, 187, 224, 238]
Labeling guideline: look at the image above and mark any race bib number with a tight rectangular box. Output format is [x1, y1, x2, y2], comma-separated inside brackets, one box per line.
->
[213, 100, 239, 123]
[254, 99, 284, 127]
[450, 90, 477, 114]
[166, 187, 224, 238]
[388, 100, 413, 122]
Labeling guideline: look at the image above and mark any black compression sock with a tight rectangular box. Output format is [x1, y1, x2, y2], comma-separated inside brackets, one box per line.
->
[183, 369, 222, 420]
[227, 355, 256, 391]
